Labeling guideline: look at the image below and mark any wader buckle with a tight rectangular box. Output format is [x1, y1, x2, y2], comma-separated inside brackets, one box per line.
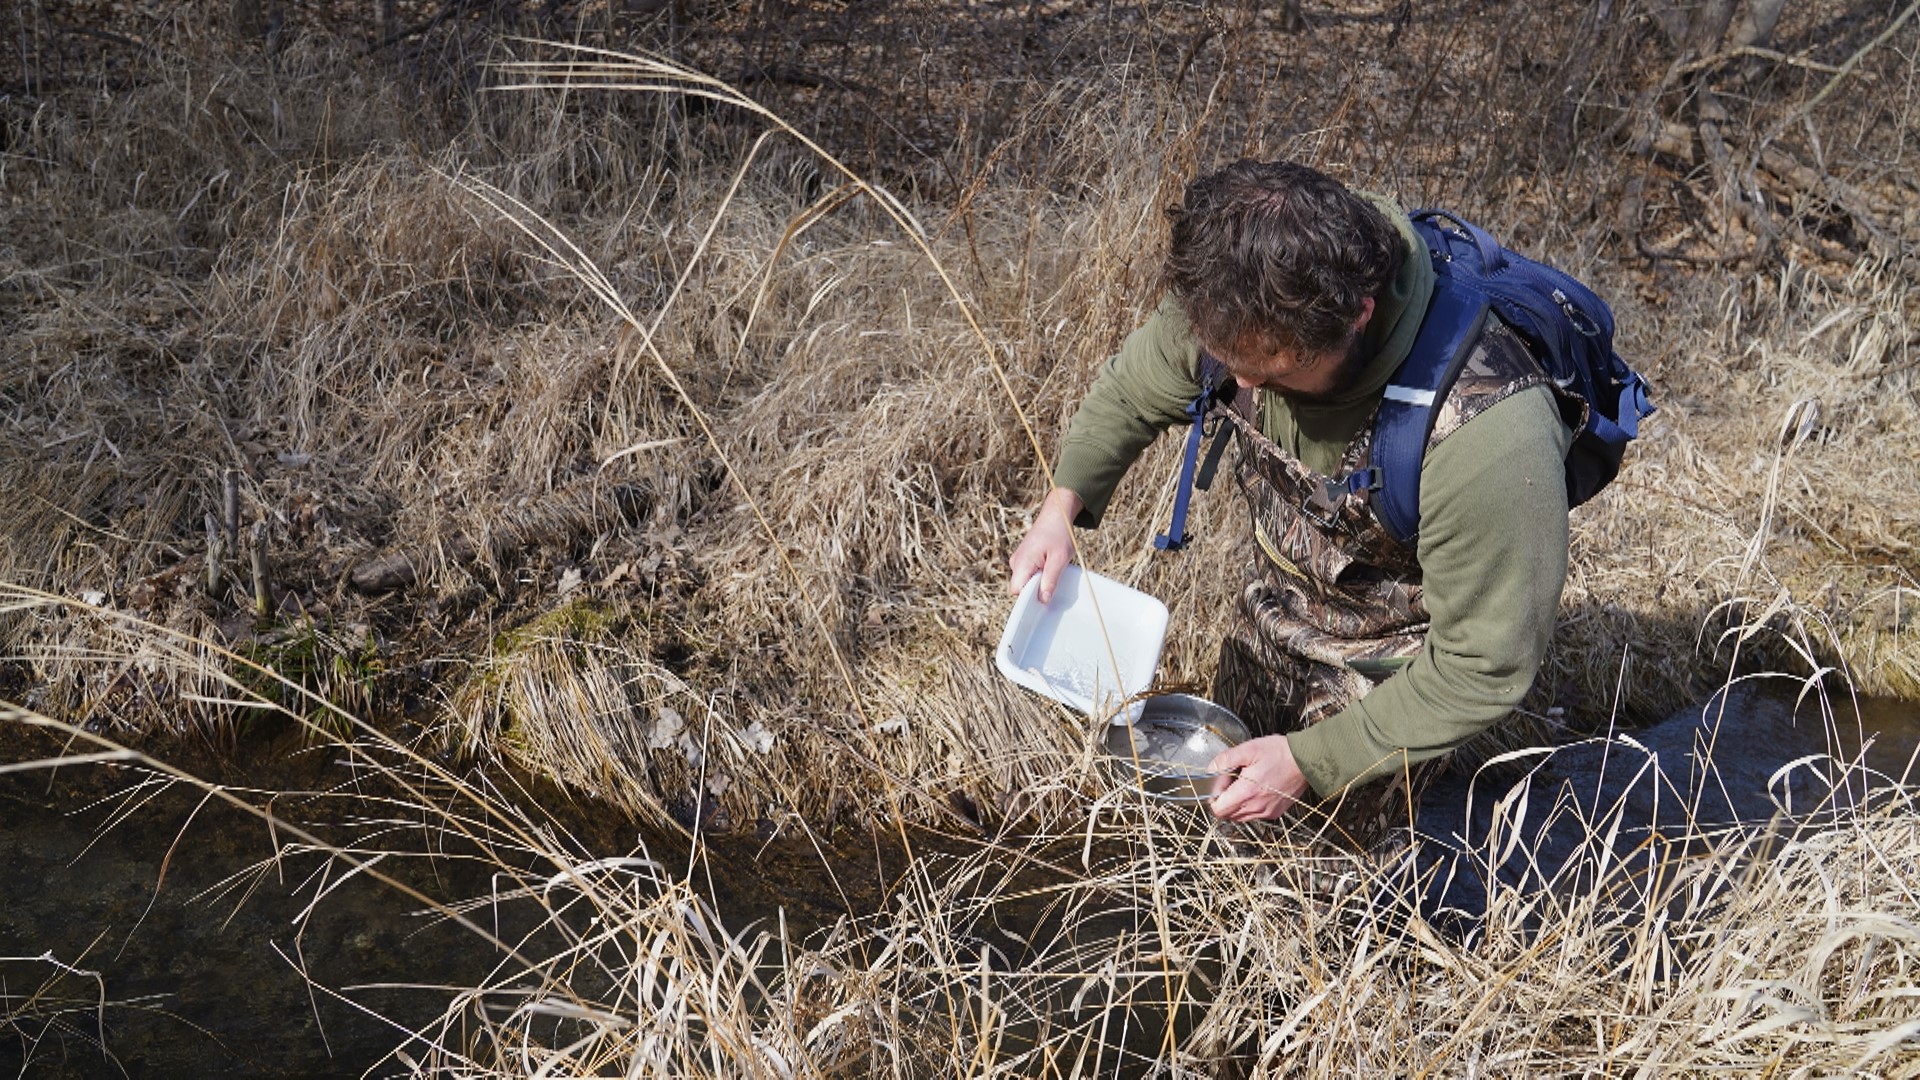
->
[1301, 469, 1380, 531]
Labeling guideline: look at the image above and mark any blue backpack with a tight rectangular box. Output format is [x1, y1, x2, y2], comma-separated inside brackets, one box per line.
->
[1155, 209, 1655, 550]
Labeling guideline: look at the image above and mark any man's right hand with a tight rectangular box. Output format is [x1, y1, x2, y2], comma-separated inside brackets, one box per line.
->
[1006, 488, 1085, 604]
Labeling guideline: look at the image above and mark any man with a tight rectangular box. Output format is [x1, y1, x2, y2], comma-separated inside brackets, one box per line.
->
[1007, 160, 1574, 852]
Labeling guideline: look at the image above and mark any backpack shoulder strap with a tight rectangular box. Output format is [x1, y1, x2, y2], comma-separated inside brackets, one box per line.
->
[1369, 276, 1492, 545]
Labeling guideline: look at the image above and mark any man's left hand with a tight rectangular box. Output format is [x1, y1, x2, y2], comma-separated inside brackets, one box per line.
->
[1207, 735, 1312, 822]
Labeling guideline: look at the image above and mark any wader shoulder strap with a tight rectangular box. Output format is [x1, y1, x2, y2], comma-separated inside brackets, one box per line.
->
[1155, 352, 1231, 552]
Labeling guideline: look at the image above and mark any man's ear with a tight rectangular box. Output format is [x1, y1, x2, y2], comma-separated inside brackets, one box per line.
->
[1353, 296, 1376, 334]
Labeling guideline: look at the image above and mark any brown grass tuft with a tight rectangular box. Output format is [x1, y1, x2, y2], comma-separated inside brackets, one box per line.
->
[4, 0, 1916, 839]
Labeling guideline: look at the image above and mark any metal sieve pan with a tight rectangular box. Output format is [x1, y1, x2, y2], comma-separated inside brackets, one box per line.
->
[1101, 693, 1252, 803]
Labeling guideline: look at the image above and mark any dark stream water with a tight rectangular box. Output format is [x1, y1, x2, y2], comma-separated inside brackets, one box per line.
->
[1411, 682, 1920, 930]
[2, 684, 1915, 1077]
[0, 727, 902, 1079]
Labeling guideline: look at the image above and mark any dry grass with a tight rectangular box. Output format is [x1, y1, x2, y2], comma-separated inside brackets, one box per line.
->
[0, 951, 114, 1066]
[4, 5, 1920, 1073]
[8, 592, 1914, 1077]
[5, 0, 1919, 829]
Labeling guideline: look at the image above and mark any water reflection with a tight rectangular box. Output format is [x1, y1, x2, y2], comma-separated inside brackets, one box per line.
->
[0, 734, 897, 1078]
[2, 684, 1914, 1075]
[1411, 681, 1920, 935]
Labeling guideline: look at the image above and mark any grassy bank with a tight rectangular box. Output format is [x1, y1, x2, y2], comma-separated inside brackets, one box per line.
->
[4, 3, 1920, 1070]
[5, 1, 1915, 830]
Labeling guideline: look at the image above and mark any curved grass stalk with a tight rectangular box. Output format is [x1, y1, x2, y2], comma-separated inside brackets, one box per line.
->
[452, 152, 933, 831]
[3, 670, 820, 1076]
[472, 39, 1147, 835]
[0, 584, 732, 1015]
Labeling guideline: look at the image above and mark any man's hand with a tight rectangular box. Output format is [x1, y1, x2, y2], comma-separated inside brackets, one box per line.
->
[1207, 734, 1312, 822]
[1007, 488, 1085, 603]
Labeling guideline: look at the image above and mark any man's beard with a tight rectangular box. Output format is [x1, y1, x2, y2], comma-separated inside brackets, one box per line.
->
[1269, 332, 1370, 405]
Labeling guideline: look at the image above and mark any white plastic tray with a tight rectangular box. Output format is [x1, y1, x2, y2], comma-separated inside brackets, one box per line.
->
[994, 565, 1168, 714]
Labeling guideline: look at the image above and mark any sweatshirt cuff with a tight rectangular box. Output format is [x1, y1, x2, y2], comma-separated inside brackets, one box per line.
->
[1285, 708, 1399, 798]
[1050, 462, 1118, 527]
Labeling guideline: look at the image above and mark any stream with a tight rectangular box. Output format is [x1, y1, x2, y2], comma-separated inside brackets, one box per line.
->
[2, 683, 1915, 1077]
[0, 727, 901, 1078]
[1411, 681, 1920, 932]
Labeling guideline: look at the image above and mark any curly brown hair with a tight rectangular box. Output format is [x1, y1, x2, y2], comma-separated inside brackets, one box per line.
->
[1163, 160, 1405, 358]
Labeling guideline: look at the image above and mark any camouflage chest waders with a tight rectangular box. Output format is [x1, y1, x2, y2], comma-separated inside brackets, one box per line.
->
[1207, 320, 1551, 857]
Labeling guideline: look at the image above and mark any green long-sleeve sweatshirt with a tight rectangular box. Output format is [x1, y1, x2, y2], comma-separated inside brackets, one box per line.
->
[1052, 201, 1572, 797]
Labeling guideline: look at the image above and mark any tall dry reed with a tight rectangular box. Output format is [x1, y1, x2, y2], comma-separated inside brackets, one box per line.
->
[5, 7, 1920, 1073]
[9, 576, 1913, 1077]
[8, 4, 1918, 827]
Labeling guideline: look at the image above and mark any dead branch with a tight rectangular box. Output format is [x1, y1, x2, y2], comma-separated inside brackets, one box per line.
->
[1674, 45, 1866, 81]
[347, 483, 650, 594]
[1756, 146, 1908, 261]
[1756, 0, 1920, 153]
